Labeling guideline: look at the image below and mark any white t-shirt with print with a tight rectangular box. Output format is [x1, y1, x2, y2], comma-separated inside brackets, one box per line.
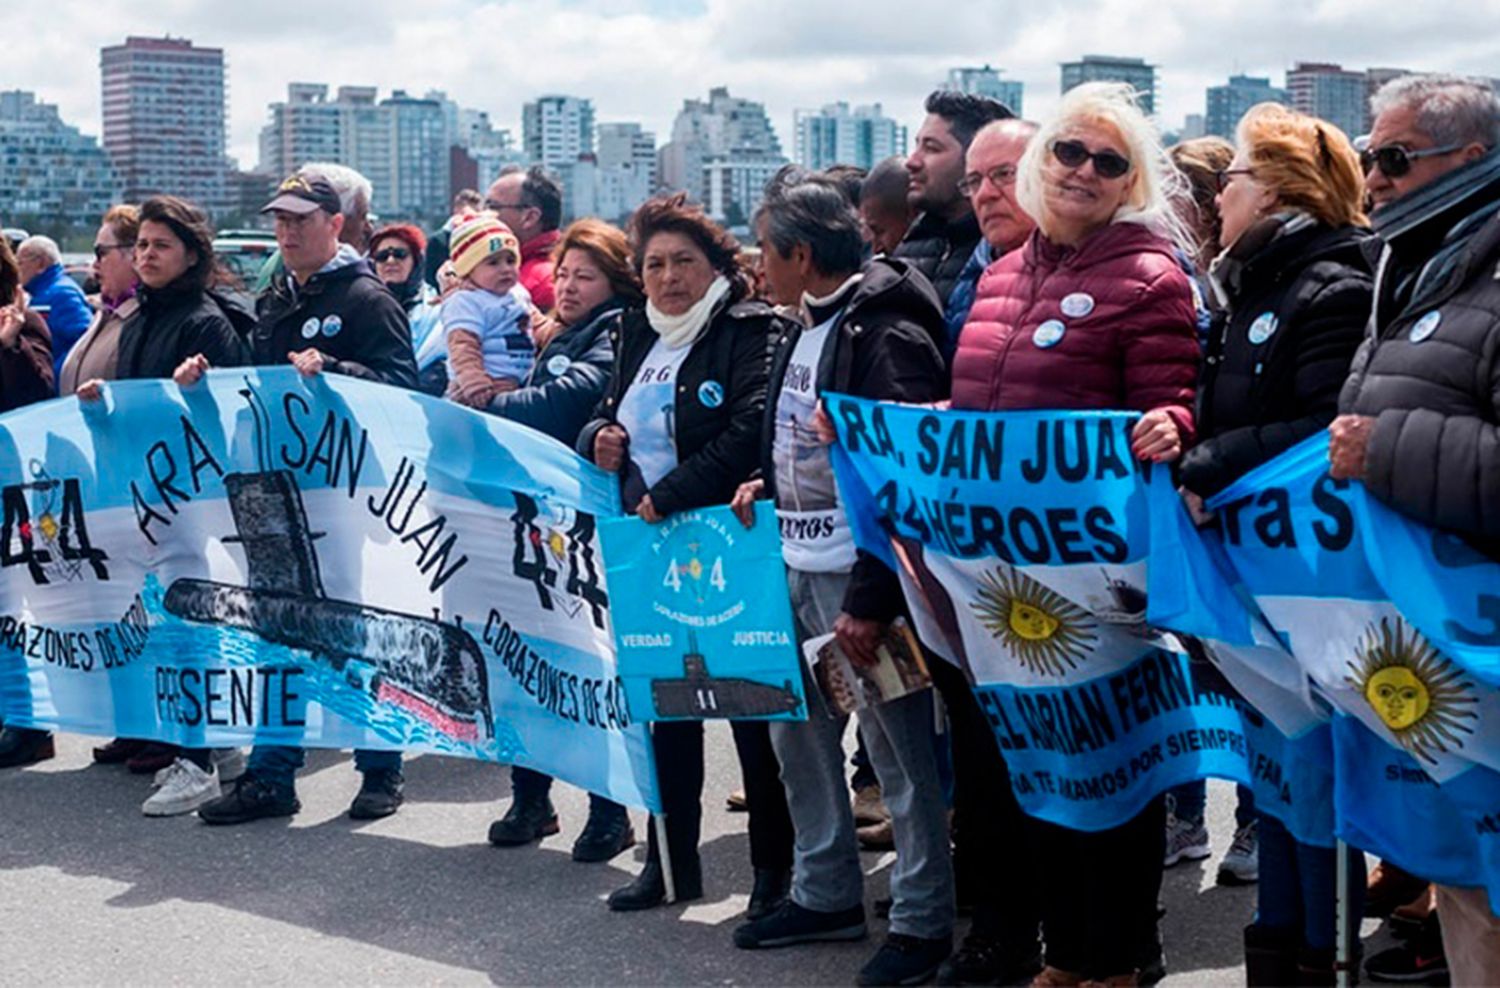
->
[617, 337, 692, 490]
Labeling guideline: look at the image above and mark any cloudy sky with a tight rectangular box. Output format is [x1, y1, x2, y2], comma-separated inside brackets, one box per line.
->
[9, 0, 1500, 167]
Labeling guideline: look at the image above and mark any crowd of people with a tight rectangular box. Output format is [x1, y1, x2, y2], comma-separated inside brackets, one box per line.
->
[2, 70, 1499, 987]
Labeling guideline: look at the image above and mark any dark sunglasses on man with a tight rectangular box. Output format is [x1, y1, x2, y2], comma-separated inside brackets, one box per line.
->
[1051, 139, 1132, 180]
[1360, 142, 1464, 177]
[372, 247, 411, 262]
[92, 243, 132, 260]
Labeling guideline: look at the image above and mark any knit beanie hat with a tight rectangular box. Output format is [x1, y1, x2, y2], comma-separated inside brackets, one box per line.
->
[449, 212, 520, 278]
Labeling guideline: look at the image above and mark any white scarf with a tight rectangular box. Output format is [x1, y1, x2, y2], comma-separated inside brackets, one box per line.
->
[646, 275, 732, 349]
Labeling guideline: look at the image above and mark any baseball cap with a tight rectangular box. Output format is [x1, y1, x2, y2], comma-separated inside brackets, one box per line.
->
[261, 174, 342, 216]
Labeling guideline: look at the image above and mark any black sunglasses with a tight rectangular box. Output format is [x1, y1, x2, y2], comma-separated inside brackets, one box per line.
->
[92, 244, 131, 260]
[1359, 142, 1464, 178]
[1214, 168, 1255, 193]
[372, 247, 411, 262]
[1051, 139, 1132, 179]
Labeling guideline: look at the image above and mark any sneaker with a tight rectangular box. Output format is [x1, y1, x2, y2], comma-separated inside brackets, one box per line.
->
[735, 900, 867, 949]
[142, 759, 221, 817]
[348, 770, 404, 820]
[1366, 914, 1449, 984]
[858, 819, 895, 851]
[198, 773, 300, 825]
[935, 932, 1042, 985]
[1163, 813, 1210, 867]
[212, 748, 247, 783]
[1216, 820, 1259, 886]
[93, 738, 148, 764]
[858, 933, 953, 987]
[488, 793, 560, 846]
[0, 728, 54, 768]
[853, 784, 890, 826]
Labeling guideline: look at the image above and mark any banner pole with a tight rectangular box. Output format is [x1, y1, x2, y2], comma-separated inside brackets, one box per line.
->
[655, 811, 678, 903]
[1335, 839, 1353, 987]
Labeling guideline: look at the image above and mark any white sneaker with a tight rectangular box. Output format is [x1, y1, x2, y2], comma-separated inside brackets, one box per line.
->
[1163, 812, 1211, 867]
[212, 748, 247, 783]
[142, 758, 221, 817]
[1217, 820, 1259, 885]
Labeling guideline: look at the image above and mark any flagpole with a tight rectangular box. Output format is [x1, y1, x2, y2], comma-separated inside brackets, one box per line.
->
[655, 812, 678, 903]
[1335, 839, 1353, 987]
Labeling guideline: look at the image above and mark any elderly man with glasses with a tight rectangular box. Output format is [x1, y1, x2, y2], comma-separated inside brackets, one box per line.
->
[482, 165, 563, 312]
[1331, 72, 1500, 988]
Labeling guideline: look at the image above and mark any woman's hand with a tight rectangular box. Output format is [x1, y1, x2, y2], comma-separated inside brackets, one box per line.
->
[1131, 409, 1182, 463]
[812, 401, 837, 445]
[638, 494, 663, 524]
[173, 354, 210, 387]
[1328, 414, 1376, 480]
[834, 612, 884, 668]
[0, 292, 24, 349]
[1179, 486, 1214, 526]
[76, 378, 106, 403]
[731, 478, 765, 528]
[594, 424, 628, 472]
[288, 348, 326, 377]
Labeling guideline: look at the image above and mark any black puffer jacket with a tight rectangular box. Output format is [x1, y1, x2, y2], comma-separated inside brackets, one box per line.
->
[489, 299, 620, 445]
[578, 297, 782, 517]
[1340, 167, 1500, 553]
[892, 209, 983, 308]
[117, 279, 250, 380]
[254, 254, 417, 389]
[761, 256, 949, 621]
[1180, 221, 1372, 497]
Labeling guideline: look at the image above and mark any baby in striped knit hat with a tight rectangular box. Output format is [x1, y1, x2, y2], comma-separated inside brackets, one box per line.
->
[439, 212, 537, 408]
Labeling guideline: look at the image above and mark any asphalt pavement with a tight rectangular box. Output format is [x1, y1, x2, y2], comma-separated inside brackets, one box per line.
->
[0, 726, 1382, 985]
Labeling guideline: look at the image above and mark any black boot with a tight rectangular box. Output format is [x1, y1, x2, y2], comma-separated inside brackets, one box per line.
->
[1296, 946, 1337, 987]
[747, 867, 791, 921]
[608, 813, 702, 911]
[0, 728, 54, 768]
[488, 790, 560, 847]
[348, 769, 405, 820]
[572, 802, 635, 863]
[1245, 924, 1299, 987]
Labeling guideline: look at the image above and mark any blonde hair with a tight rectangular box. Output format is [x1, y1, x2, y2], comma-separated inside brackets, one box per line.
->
[1016, 82, 1197, 256]
[1236, 103, 1367, 228]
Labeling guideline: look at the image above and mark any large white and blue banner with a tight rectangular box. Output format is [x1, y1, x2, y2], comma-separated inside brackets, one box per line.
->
[600, 502, 806, 722]
[827, 395, 1252, 831]
[0, 368, 661, 810]
[1208, 433, 1500, 901]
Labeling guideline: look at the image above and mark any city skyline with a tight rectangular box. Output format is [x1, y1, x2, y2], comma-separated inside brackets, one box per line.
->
[5, 0, 1495, 173]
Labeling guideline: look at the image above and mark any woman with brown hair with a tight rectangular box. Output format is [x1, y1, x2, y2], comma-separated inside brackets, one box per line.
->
[577, 195, 795, 915]
[486, 218, 644, 864]
[1177, 102, 1373, 986]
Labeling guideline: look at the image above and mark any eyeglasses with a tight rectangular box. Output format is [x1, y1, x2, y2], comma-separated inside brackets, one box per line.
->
[93, 244, 131, 259]
[1359, 142, 1464, 177]
[1050, 139, 1132, 180]
[483, 200, 525, 212]
[1214, 168, 1256, 193]
[372, 247, 411, 262]
[957, 165, 1019, 197]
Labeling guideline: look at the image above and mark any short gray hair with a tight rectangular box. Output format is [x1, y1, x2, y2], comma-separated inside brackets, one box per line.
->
[17, 235, 60, 264]
[298, 162, 373, 220]
[1370, 74, 1500, 149]
[756, 165, 865, 276]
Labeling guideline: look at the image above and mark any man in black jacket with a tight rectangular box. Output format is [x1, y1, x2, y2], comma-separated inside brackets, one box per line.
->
[894, 91, 1013, 323]
[1331, 74, 1500, 985]
[730, 169, 955, 986]
[181, 170, 419, 827]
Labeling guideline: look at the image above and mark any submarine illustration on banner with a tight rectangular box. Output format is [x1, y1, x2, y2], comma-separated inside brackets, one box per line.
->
[650, 630, 802, 719]
[161, 383, 494, 744]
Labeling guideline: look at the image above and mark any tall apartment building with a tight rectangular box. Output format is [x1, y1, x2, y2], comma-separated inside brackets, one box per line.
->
[943, 66, 1024, 116]
[595, 122, 657, 223]
[382, 91, 449, 221]
[100, 36, 228, 211]
[0, 90, 120, 221]
[1287, 62, 1368, 139]
[793, 103, 907, 171]
[1060, 55, 1158, 115]
[658, 87, 786, 222]
[1205, 74, 1289, 138]
[522, 95, 595, 171]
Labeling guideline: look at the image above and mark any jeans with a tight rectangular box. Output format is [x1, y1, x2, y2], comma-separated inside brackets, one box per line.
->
[511, 765, 627, 823]
[1256, 813, 1364, 952]
[1167, 780, 1255, 827]
[247, 745, 402, 792]
[771, 567, 954, 939]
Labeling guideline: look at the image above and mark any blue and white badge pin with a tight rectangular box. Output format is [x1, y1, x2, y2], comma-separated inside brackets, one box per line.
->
[546, 354, 572, 376]
[1033, 320, 1066, 349]
[698, 380, 725, 408]
[301, 317, 321, 339]
[321, 314, 343, 338]
[1060, 292, 1095, 318]
[1248, 312, 1278, 345]
[1410, 310, 1442, 343]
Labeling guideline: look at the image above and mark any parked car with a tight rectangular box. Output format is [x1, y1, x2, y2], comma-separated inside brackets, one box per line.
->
[213, 229, 278, 289]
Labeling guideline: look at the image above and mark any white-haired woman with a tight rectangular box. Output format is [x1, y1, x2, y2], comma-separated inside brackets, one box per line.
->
[952, 82, 1202, 986]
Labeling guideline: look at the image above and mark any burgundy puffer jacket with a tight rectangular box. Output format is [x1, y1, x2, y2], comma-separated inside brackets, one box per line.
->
[951, 222, 1199, 441]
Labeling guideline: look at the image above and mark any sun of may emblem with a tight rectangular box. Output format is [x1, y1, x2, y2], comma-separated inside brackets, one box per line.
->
[970, 567, 1098, 677]
[1346, 616, 1479, 765]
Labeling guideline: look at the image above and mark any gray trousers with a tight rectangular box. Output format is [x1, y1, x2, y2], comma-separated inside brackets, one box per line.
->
[770, 567, 955, 940]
